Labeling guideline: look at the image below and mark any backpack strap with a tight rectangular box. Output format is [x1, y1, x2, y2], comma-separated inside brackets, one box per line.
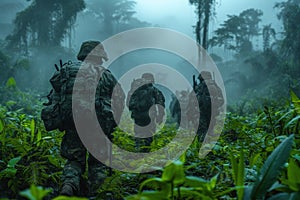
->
[43, 89, 53, 106]
[59, 61, 72, 104]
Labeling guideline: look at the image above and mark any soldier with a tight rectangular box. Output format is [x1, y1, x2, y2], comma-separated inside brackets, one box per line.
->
[126, 73, 165, 152]
[187, 71, 224, 143]
[58, 41, 125, 197]
[169, 92, 180, 126]
[169, 90, 189, 128]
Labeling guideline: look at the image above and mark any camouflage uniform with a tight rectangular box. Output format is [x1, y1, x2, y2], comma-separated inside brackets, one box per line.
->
[169, 90, 189, 128]
[169, 93, 180, 125]
[187, 71, 224, 142]
[60, 41, 125, 197]
[127, 73, 165, 152]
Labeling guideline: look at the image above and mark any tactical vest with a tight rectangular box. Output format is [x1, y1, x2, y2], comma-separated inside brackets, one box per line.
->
[128, 79, 156, 113]
[41, 61, 109, 131]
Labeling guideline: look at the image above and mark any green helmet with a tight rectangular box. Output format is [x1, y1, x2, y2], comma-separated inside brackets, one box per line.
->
[141, 73, 154, 83]
[77, 41, 108, 62]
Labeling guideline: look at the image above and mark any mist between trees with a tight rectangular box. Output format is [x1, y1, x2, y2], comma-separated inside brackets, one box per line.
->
[0, 1, 300, 199]
[0, 0, 299, 111]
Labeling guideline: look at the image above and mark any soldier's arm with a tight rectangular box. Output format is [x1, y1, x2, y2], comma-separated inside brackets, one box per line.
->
[106, 71, 125, 124]
[154, 88, 165, 107]
[153, 88, 165, 123]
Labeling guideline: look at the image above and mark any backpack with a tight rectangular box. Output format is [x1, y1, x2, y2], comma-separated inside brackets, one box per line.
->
[205, 79, 224, 107]
[128, 78, 156, 113]
[41, 60, 83, 131]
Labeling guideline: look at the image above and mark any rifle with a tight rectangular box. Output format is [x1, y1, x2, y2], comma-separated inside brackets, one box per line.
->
[193, 75, 197, 90]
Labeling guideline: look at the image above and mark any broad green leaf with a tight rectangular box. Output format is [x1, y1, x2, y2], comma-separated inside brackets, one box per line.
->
[42, 136, 53, 140]
[30, 119, 35, 143]
[284, 115, 300, 130]
[275, 109, 294, 124]
[162, 160, 185, 185]
[19, 189, 35, 200]
[207, 173, 218, 191]
[267, 193, 290, 200]
[250, 153, 261, 168]
[291, 91, 300, 114]
[127, 191, 168, 200]
[6, 77, 17, 88]
[230, 153, 238, 185]
[288, 159, 300, 184]
[7, 156, 21, 168]
[250, 134, 294, 199]
[5, 101, 16, 107]
[139, 177, 170, 198]
[236, 150, 245, 200]
[139, 177, 163, 193]
[230, 150, 245, 199]
[217, 186, 245, 198]
[268, 181, 290, 193]
[178, 187, 212, 200]
[0, 168, 17, 178]
[293, 154, 300, 161]
[243, 186, 252, 200]
[47, 155, 61, 168]
[267, 192, 300, 200]
[0, 119, 4, 133]
[37, 129, 42, 146]
[285, 159, 300, 191]
[184, 176, 209, 187]
[179, 152, 186, 164]
[19, 185, 52, 200]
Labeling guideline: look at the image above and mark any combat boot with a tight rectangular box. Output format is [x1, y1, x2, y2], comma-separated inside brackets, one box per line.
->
[60, 183, 75, 196]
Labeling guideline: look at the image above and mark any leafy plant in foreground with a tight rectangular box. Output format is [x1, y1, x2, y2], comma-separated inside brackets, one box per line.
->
[0, 104, 64, 198]
[19, 184, 88, 200]
[244, 134, 295, 199]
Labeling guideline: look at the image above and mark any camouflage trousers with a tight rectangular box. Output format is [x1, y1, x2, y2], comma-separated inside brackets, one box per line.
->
[60, 129, 110, 196]
[133, 114, 156, 153]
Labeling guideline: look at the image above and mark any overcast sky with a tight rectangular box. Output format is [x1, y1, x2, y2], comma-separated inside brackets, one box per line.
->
[135, 0, 282, 37]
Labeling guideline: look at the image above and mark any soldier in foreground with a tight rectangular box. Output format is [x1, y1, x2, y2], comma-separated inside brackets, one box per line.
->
[126, 73, 165, 152]
[41, 41, 125, 197]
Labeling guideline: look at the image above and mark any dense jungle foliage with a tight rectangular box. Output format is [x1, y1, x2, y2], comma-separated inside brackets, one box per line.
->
[0, 0, 300, 199]
[0, 83, 299, 200]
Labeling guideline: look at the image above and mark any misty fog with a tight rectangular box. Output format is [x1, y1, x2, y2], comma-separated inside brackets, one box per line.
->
[1, 1, 300, 199]
[0, 0, 299, 109]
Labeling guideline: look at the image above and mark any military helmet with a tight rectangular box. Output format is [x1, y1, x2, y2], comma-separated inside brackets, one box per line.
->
[199, 71, 212, 80]
[77, 41, 108, 62]
[142, 73, 154, 83]
[181, 90, 188, 96]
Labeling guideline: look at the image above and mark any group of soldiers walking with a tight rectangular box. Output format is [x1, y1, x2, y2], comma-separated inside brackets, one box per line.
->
[170, 71, 224, 142]
[41, 40, 224, 198]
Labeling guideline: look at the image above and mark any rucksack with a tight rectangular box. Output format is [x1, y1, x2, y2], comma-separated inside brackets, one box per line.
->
[41, 60, 83, 131]
[205, 79, 224, 107]
[128, 78, 156, 113]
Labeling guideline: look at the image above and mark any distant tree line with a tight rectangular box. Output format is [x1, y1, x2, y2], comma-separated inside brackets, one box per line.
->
[190, 0, 300, 101]
[6, 0, 85, 54]
[4, 0, 149, 56]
